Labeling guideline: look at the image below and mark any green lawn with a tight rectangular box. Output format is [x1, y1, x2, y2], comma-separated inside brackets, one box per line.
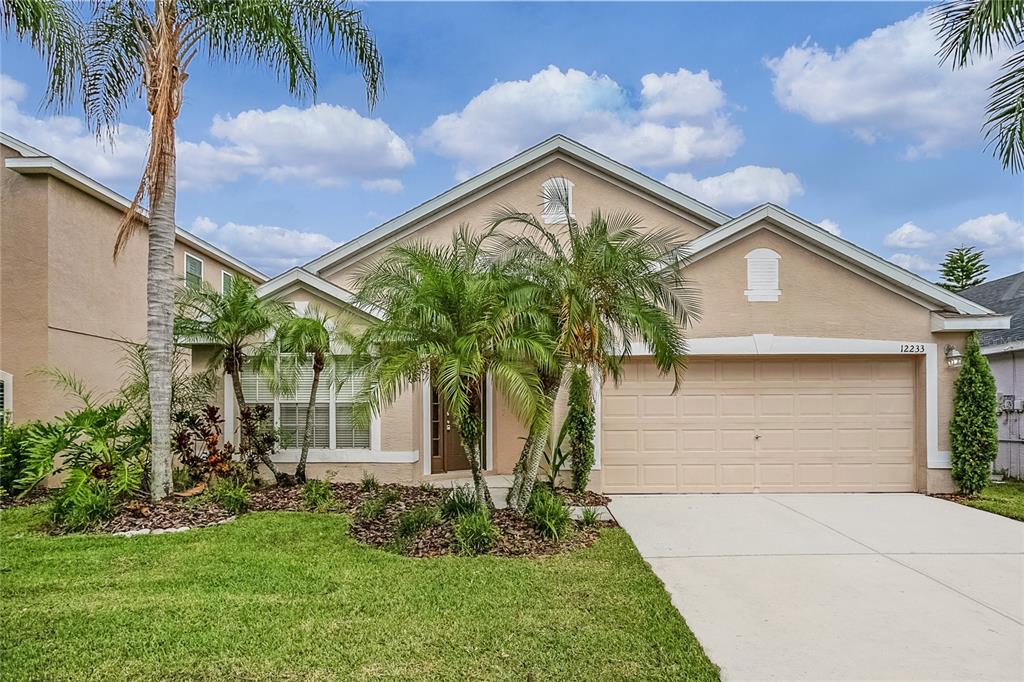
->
[0, 506, 718, 681]
[960, 480, 1024, 522]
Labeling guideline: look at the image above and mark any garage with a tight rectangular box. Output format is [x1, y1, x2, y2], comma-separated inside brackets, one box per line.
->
[601, 357, 918, 493]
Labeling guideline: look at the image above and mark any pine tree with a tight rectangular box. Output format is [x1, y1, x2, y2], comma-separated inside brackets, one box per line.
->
[949, 333, 999, 496]
[938, 246, 989, 291]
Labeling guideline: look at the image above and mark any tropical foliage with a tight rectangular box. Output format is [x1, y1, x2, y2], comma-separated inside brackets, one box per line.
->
[176, 278, 293, 482]
[950, 333, 1000, 496]
[938, 246, 990, 291]
[932, 0, 1024, 172]
[352, 227, 554, 506]
[566, 367, 597, 492]
[490, 182, 700, 510]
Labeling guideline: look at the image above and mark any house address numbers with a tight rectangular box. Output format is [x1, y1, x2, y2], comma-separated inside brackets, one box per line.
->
[899, 343, 926, 353]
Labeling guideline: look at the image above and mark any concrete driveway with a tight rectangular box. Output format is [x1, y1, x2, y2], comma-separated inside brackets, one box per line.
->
[611, 493, 1024, 681]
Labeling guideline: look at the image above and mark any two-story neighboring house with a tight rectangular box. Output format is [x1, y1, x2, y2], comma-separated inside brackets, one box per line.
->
[0, 132, 266, 425]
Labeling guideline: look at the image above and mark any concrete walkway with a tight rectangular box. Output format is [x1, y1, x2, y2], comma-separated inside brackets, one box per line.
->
[611, 493, 1024, 681]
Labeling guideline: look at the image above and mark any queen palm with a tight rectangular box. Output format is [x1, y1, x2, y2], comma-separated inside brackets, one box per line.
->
[175, 277, 293, 482]
[79, 0, 383, 500]
[352, 227, 554, 506]
[259, 309, 345, 483]
[2, 0, 83, 109]
[932, 0, 1024, 172]
[490, 183, 701, 511]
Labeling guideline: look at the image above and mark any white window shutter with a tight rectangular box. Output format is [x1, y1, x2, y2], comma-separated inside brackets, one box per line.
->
[744, 249, 781, 302]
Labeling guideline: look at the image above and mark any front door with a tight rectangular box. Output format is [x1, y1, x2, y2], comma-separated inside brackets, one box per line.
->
[430, 387, 485, 473]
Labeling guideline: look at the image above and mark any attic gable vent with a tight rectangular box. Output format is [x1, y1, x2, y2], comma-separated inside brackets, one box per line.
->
[542, 177, 574, 224]
[745, 248, 781, 302]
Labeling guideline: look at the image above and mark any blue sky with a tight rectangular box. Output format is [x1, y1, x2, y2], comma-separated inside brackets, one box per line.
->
[1, 2, 1020, 278]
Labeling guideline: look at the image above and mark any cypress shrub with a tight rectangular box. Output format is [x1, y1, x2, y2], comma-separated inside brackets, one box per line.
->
[949, 333, 999, 496]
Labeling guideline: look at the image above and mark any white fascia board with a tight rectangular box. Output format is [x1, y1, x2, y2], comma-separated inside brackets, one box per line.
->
[256, 268, 383, 320]
[683, 204, 996, 316]
[981, 340, 1024, 355]
[0, 132, 46, 156]
[306, 135, 731, 275]
[4, 155, 268, 282]
[930, 313, 1012, 332]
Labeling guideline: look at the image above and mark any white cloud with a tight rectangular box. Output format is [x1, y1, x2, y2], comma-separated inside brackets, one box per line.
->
[209, 103, 413, 188]
[189, 216, 340, 275]
[421, 65, 742, 179]
[663, 165, 803, 209]
[884, 222, 937, 249]
[640, 68, 726, 120]
[952, 213, 1024, 251]
[0, 73, 412, 191]
[361, 178, 404, 193]
[817, 218, 841, 236]
[766, 12, 1007, 157]
[889, 253, 934, 272]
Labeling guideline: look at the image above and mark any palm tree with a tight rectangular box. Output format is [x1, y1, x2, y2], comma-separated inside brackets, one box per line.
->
[490, 183, 701, 511]
[260, 309, 344, 483]
[352, 227, 553, 506]
[932, 0, 1024, 172]
[175, 277, 293, 483]
[1, 0, 84, 110]
[81, 0, 383, 501]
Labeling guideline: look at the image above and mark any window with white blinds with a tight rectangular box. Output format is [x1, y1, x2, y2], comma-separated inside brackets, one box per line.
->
[744, 248, 781, 302]
[237, 357, 370, 450]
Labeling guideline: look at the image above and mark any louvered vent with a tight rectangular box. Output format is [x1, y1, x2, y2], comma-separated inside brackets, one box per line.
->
[744, 248, 781, 302]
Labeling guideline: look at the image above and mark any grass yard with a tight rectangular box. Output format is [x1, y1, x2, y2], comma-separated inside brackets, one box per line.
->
[959, 480, 1024, 522]
[0, 505, 718, 681]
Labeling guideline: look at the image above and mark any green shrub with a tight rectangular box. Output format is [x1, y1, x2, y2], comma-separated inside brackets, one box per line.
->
[357, 496, 386, 521]
[950, 333, 1000, 497]
[580, 506, 601, 527]
[377, 487, 400, 505]
[528, 486, 571, 540]
[359, 472, 379, 493]
[0, 421, 38, 495]
[453, 509, 499, 555]
[566, 367, 596, 493]
[397, 505, 440, 538]
[49, 474, 116, 531]
[172, 467, 195, 492]
[210, 479, 250, 515]
[440, 485, 478, 519]
[302, 479, 334, 511]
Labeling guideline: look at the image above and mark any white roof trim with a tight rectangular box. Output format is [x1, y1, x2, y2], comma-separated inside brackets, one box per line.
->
[256, 267, 382, 320]
[3, 139, 267, 282]
[305, 134, 731, 275]
[981, 340, 1024, 355]
[683, 204, 997, 317]
[930, 312, 1012, 332]
[0, 131, 45, 157]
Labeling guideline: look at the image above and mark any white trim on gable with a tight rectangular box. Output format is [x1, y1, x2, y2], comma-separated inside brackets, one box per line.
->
[930, 313, 1013, 332]
[681, 204, 1001, 318]
[305, 135, 730, 276]
[255, 268, 382, 320]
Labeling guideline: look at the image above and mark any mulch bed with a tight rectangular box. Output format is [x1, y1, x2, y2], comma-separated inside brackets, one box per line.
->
[0, 488, 51, 510]
[22, 481, 614, 557]
[555, 487, 611, 507]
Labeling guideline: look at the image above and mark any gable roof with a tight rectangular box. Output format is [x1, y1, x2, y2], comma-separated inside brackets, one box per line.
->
[256, 267, 382, 320]
[305, 134, 731, 276]
[683, 203, 1003, 318]
[1, 131, 267, 282]
[959, 272, 1024, 347]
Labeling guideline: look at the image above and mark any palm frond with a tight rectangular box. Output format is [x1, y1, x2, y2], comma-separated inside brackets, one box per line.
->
[2, 0, 85, 110]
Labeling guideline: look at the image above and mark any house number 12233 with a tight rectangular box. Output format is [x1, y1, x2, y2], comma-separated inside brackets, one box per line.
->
[899, 344, 925, 353]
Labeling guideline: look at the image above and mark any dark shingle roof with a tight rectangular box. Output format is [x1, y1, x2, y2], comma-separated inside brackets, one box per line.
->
[959, 272, 1024, 346]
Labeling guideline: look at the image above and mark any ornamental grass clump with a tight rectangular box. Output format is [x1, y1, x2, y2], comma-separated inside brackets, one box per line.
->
[453, 509, 499, 555]
[397, 505, 440, 538]
[209, 479, 250, 515]
[950, 333, 999, 496]
[440, 485, 479, 519]
[301, 479, 334, 512]
[528, 486, 571, 541]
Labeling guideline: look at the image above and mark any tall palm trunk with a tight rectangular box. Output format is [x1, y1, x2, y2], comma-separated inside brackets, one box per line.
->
[147, 138, 175, 501]
[456, 399, 490, 507]
[296, 356, 323, 483]
[507, 374, 560, 512]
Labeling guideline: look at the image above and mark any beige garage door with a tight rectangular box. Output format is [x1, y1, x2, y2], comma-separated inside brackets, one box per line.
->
[602, 357, 917, 493]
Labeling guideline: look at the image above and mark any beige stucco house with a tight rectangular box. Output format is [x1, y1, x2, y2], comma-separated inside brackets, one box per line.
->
[0, 132, 266, 425]
[2, 132, 1011, 495]
[222, 136, 1010, 495]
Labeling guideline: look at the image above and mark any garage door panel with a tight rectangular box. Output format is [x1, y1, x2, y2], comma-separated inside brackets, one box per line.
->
[602, 357, 917, 493]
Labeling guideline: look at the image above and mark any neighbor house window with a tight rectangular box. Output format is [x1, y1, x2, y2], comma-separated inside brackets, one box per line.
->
[542, 177, 574, 224]
[184, 253, 204, 289]
[221, 270, 235, 294]
[744, 248, 781, 302]
[239, 357, 369, 450]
